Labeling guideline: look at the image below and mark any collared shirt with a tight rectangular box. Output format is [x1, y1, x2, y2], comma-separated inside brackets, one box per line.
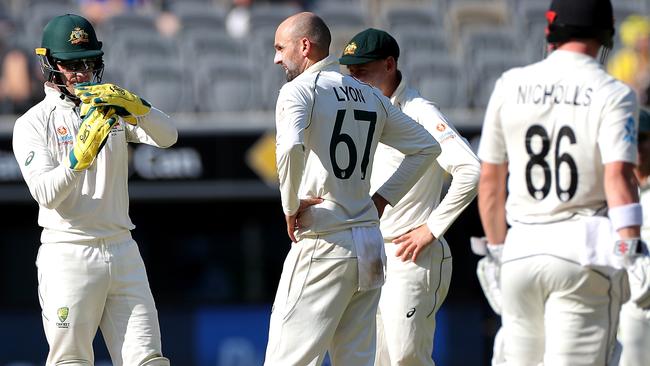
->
[370, 74, 480, 240]
[275, 56, 440, 237]
[13, 84, 178, 243]
[478, 50, 638, 224]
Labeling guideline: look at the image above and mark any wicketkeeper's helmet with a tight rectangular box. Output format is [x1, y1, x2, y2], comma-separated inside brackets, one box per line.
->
[545, 0, 615, 48]
[35, 14, 104, 87]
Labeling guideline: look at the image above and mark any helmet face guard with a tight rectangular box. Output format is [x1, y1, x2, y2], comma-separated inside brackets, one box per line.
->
[36, 49, 104, 88]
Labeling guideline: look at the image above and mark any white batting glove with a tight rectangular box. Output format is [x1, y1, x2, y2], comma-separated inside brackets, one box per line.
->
[471, 236, 503, 315]
[614, 238, 650, 309]
[628, 253, 650, 309]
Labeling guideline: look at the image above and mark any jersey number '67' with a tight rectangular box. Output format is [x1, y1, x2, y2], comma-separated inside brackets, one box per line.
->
[329, 109, 377, 180]
[525, 124, 578, 202]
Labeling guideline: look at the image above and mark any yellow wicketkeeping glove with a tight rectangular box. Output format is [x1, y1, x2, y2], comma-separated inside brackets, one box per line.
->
[68, 106, 118, 171]
[79, 101, 137, 125]
[75, 82, 150, 125]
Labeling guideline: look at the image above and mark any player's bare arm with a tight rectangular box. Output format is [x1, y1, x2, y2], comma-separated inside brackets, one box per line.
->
[478, 162, 508, 245]
[371, 192, 389, 218]
[606, 161, 641, 239]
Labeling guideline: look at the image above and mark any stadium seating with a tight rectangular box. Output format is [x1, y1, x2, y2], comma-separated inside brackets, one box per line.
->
[1, 0, 648, 119]
[195, 57, 259, 112]
[128, 63, 195, 114]
[408, 53, 467, 108]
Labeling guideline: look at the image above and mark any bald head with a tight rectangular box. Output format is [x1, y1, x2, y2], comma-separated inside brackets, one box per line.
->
[274, 12, 332, 81]
[279, 12, 331, 55]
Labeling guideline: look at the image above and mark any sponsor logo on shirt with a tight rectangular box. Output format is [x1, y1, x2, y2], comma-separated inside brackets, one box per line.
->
[25, 151, 34, 166]
[406, 307, 416, 318]
[56, 125, 73, 145]
[624, 116, 637, 144]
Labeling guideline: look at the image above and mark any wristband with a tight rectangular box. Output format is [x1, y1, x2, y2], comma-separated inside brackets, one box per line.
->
[609, 203, 642, 231]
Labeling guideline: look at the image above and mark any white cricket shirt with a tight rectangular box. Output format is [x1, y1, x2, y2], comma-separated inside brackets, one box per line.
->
[275, 56, 440, 237]
[370, 76, 480, 240]
[12, 84, 178, 243]
[478, 50, 638, 224]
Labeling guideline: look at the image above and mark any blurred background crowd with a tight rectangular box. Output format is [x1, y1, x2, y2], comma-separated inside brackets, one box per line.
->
[1, 0, 650, 365]
[0, 0, 646, 117]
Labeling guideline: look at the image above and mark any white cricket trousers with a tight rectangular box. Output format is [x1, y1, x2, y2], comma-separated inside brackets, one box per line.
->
[264, 228, 382, 366]
[618, 301, 650, 366]
[375, 238, 452, 366]
[36, 232, 164, 366]
[500, 222, 628, 366]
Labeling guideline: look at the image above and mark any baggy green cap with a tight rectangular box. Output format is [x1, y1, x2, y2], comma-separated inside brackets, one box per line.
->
[339, 28, 399, 65]
[38, 14, 103, 61]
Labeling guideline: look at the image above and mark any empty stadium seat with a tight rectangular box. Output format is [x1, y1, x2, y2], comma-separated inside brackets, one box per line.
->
[195, 60, 259, 112]
[394, 29, 449, 63]
[447, 0, 510, 47]
[469, 51, 529, 109]
[459, 25, 519, 61]
[107, 34, 180, 67]
[249, 3, 301, 34]
[383, 5, 441, 34]
[125, 63, 195, 114]
[175, 6, 226, 35]
[314, 6, 366, 29]
[408, 54, 468, 109]
[181, 31, 248, 64]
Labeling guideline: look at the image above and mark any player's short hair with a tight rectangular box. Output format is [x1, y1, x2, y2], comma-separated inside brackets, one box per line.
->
[301, 14, 332, 52]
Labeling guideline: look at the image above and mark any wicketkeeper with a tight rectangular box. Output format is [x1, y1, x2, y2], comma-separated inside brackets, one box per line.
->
[12, 14, 177, 366]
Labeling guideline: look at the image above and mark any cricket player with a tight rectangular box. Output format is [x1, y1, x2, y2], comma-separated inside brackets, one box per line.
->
[264, 12, 441, 366]
[477, 0, 650, 364]
[619, 108, 650, 366]
[339, 28, 480, 366]
[12, 14, 176, 365]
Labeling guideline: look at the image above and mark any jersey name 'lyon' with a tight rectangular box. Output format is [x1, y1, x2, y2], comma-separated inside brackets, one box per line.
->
[517, 84, 593, 106]
[334, 86, 366, 103]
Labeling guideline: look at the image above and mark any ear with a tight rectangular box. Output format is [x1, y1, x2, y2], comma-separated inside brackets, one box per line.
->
[300, 37, 311, 57]
[386, 56, 397, 72]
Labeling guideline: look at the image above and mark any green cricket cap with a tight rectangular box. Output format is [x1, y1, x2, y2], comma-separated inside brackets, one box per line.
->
[339, 28, 399, 65]
[640, 108, 650, 133]
[38, 14, 103, 61]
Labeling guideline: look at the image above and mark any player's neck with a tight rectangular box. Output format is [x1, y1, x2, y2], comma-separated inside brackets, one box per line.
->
[555, 40, 600, 58]
[384, 71, 401, 98]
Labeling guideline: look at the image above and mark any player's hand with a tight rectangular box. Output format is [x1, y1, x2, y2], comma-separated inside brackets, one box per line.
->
[372, 193, 389, 218]
[285, 197, 324, 243]
[75, 82, 150, 125]
[68, 106, 117, 171]
[392, 224, 435, 262]
[80, 98, 136, 125]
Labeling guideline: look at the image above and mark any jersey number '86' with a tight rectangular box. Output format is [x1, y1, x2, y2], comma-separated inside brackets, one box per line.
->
[329, 109, 377, 180]
[525, 124, 578, 202]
